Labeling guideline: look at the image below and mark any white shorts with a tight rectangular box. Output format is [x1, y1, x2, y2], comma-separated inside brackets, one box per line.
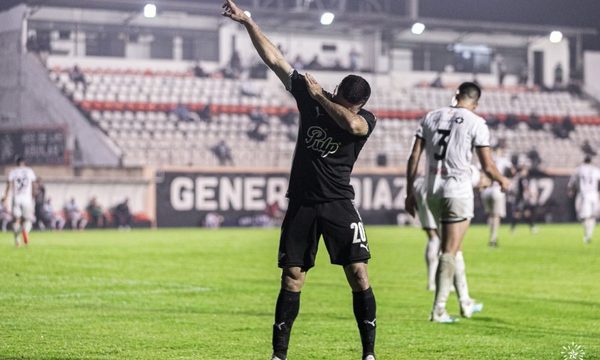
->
[481, 187, 506, 218]
[575, 193, 599, 220]
[427, 195, 474, 223]
[12, 198, 35, 220]
[414, 190, 437, 230]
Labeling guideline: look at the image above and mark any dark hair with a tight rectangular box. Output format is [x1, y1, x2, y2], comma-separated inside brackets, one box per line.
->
[337, 75, 371, 106]
[584, 155, 592, 164]
[15, 156, 24, 165]
[456, 82, 481, 102]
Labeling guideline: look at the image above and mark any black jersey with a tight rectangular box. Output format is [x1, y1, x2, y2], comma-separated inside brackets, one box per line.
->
[285, 70, 376, 202]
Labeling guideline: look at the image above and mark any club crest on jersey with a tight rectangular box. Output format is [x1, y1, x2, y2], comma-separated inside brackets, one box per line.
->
[305, 126, 340, 158]
[455, 117, 464, 124]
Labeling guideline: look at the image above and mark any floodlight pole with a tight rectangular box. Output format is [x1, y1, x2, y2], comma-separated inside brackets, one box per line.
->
[407, 0, 418, 20]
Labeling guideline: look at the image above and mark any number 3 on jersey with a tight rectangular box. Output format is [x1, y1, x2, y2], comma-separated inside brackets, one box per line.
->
[351, 222, 367, 244]
[434, 129, 451, 160]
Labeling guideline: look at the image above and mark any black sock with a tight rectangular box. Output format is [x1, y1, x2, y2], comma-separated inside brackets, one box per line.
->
[353, 287, 376, 357]
[272, 289, 300, 359]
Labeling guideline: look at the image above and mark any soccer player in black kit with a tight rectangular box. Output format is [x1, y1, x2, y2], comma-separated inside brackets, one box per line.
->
[222, 1, 377, 359]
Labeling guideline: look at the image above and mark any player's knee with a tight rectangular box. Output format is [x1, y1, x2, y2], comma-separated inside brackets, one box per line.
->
[345, 263, 370, 291]
[281, 268, 305, 291]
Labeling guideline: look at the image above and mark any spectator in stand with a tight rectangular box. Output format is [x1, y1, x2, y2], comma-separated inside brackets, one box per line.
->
[34, 178, 46, 230]
[64, 198, 87, 230]
[211, 140, 234, 166]
[518, 62, 529, 85]
[504, 113, 519, 130]
[349, 48, 360, 71]
[193, 61, 208, 78]
[306, 55, 322, 70]
[0, 198, 12, 232]
[279, 110, 298, 127]
[86, 197, 106, 228]
[173, 103, 199, 122]
[69, 65, 87, 92]
[486, 115, 500, 129]
[553, 115, 574, 139]
[197, 103, 213, 123]
[114, 198, 132, 229]
[204, 212, 224, 228]
[292, 55, 304, 71]
[528, 112, 544, 131]
[229, 50, 243, 78]
[554, 63, 564, 89]
[497, 55, 507, 87]
[582, 140, 597, 158]
[527, 147, 542, 170]
[430, 72, 444, 88]
[42, 198, 65, 230]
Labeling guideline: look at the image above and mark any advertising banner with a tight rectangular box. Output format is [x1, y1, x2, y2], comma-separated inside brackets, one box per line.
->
[156, 171, 575, 227]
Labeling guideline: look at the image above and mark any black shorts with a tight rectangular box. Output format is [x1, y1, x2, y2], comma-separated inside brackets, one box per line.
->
[278, 199, 371, 270]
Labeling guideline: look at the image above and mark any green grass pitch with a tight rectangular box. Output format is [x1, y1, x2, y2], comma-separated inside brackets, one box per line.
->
[1, 225, 599, 359]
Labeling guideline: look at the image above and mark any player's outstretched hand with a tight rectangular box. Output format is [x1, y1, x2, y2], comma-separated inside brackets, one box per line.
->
[405, 193, 417, 217]
[222, 0, 249, 23]
[305, 73, 324, 100]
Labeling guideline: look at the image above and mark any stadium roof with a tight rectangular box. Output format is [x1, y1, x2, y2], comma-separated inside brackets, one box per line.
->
[2, 0, 599, 49]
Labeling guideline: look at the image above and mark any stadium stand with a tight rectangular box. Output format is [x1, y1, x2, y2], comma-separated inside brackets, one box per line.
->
[48, 64, 600, 169]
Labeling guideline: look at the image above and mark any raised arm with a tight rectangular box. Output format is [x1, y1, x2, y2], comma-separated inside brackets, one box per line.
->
[405, 137, 425, 217]
[304, 73, 369, 136]
[222, 0, 292, 86]
[476, 146, 510, 192]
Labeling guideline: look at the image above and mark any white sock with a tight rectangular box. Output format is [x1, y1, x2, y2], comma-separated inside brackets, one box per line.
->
[489, 217, 499, 244]
[434, 253, 456, 309]
[584, 218, 595, 240]
[12, 222, 22, 246]
[425, 235, 441, 289]
[23, 220, 32, 234]
[454, 251, 471, 303]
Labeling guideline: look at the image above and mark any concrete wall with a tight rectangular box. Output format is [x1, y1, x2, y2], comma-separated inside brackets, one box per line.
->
[584, 51, 600, 101]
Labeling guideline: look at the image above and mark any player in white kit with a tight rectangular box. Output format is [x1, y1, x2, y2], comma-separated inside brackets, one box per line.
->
[2, 157, 37, 247]
[480, 146, 513, 247]
[568, 156, 600, 244]
[405, 82, 510, 323]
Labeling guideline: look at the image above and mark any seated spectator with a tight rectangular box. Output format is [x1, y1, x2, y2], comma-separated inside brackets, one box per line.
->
[582, 140, 597, 157]
[306, 55, 322, 70]
[86, 197, 106, 228]
[430, 72, 444, 88]
[64, 198, 87, 230]
[0, 198, 13, 232]
[204, 212, 224, 228]
[211, 140, 234, 166]
[69, 65, 87, 91]
[249, 107, 268, 125]
[504, 113, 519, 129]
[193, 61, 208, 78]
[42, 198, 65, 230]
[331, 58, 345, 71]
[528, 112, 544, 131]
[113, 198, 132, 229]
[197, 103, 212, 123]
[552, 115, 574, 139]
[279, 110, 298, 127]
[173, 103, 199, 122]
[486, 115, 500, 129]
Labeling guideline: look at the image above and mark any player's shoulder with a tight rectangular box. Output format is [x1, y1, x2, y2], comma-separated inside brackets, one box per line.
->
[359, 108, 376, 121]
[457, 107, 486, 124]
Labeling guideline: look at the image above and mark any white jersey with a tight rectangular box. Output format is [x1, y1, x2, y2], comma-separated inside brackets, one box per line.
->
[8, 166, 36, 201]
[416, 106, 490, 198]
[489, 155, 512, 192]
[569, 164, 600, 196]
